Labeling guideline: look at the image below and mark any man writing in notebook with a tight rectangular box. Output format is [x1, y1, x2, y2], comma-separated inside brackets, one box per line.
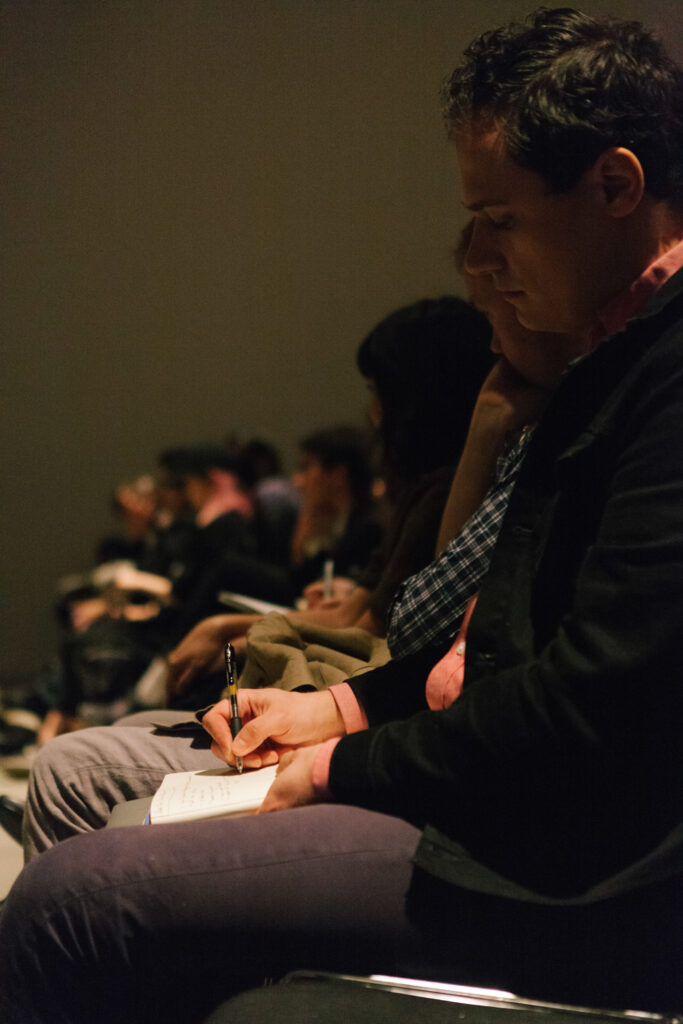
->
[2, 8, 683, 1020]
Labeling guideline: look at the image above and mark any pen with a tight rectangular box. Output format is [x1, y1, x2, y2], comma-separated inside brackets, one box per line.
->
[224, 643, 243, 773]
[323, 558, 334, 599]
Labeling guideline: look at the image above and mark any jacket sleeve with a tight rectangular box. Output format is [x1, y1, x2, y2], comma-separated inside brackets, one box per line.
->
[345, 642, 451, 724]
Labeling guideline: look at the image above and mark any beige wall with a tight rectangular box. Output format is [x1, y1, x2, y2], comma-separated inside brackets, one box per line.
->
[2, 0, 680, 680]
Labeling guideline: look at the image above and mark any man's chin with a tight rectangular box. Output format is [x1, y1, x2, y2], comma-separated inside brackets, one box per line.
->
[513, 308, 545, 330]
[513, 304, 562, 333]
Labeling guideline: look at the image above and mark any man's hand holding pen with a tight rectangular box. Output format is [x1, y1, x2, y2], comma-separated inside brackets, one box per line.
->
[200, 688, 344, 773]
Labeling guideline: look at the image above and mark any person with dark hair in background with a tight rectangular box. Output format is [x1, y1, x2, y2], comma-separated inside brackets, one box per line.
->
[159, 445, 257, 603]
[287, 424, 381, 592]
[347, 295, 496, 632]
[163, 296, 493, 701]
[0, 294, 496, 848]
[33, 445, 257, 745]
[356, 296, 493, 501]
[95, 475, 159, 565]
[237, 438, 301, 566]
[4, 9, 683, 1018]
[386, 223, 588, 659]
[155, 423, 384, 691]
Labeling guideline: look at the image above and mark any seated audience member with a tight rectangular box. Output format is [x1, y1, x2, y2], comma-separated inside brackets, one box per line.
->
[32, 455, 196, 744]
[50, 467, 193, 637]
[95, 474, 159, 565]
[35, 445, 257, 743]
[155, 444, 257, 619]
[91, 447, 204, 588]
[164, 296, 493, 702]
[3, 9, 683, 1020]
[169, 425, 384, 623]
[236, 438, 301, 566]
[8, 268, 584, 838]
[287, 425, 382, 593]
[386, 227, 588, 658]
[348, 295, 495, 633]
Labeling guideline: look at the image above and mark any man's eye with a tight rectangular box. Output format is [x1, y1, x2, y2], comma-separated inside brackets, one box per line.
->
[490, 216, 513, 230]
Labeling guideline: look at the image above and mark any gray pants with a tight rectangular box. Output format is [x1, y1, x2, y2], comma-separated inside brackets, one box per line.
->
[23, 711, 218, 860]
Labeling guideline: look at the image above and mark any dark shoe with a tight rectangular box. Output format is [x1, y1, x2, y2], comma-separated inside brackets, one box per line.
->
[0, 722, 35, 756]
[0, 795, 24, 844]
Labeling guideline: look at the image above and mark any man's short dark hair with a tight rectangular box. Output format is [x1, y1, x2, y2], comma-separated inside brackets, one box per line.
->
[157, 445, 242, 485]
[299, 426, 373, 505]
[442, 6, 683, 201]
[238, 439, 282, 486]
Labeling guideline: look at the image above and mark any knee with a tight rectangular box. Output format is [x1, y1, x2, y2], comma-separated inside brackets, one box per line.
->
[27, 737, 66, 807]
[30, 727, 113, 785]
[7, 828, 129, 941]
[3, 843, 64, 925]
[0, 836, 113, 1018]
[29, 731, 88, 799]
[26, 728, 112, 835]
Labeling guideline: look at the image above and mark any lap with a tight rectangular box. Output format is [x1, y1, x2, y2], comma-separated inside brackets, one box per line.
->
[114, 708, 198, 727]
[23, 720, 221, 856]
[8, 785, 681, 1019]
[33, 718, 218, 789]
[0, 804, 422, 1024]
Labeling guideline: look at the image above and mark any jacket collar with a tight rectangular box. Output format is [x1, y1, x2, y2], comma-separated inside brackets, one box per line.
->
[594, 238, 683, 342]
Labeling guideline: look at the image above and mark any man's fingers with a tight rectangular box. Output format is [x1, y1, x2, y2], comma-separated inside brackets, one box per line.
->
[202, 707, 236, 759]
[231, 711, 286, 756]
[202, 697, 291, 764]
[209, 740, 266, 768]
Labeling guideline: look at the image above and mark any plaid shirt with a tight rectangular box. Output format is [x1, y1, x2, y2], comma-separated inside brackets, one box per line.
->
[386, 429, 532, 659]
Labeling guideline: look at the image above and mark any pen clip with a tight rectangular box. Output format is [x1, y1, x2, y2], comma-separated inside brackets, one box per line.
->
[224, 642, 236, 690]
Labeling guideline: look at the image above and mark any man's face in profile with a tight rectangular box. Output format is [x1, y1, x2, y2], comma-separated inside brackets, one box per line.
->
[456, 124, 612, 335]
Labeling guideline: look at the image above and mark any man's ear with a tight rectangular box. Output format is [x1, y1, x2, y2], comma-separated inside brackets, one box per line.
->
[590, 146, 645, 217]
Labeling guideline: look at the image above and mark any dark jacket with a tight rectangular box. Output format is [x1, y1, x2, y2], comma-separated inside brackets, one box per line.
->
[329, 268, 683, 902]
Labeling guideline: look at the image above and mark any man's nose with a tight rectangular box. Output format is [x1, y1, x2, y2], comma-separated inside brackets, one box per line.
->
[464, 219, 504, 275]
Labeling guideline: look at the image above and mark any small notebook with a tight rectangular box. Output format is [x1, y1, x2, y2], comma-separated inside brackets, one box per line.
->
[148, 764, 278, 824]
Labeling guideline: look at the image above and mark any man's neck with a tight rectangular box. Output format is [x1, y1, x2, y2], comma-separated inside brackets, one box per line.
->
[649, 201, 683, 259]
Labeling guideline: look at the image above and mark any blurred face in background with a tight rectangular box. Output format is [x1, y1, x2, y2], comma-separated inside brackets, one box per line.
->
[183, 474, 213, 512]
[292, 453, 349, 513]
[293, 454, 329, 510]
[365, 379, 383, 429]
[155, 469, 192, 518]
